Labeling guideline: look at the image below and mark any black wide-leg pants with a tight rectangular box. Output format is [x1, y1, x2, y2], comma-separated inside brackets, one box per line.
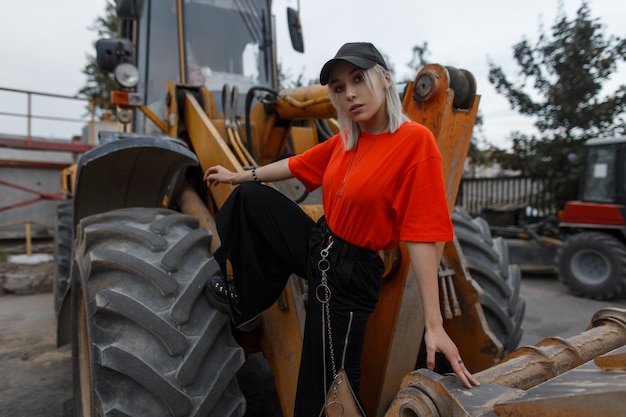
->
[214, 182, 383, 417]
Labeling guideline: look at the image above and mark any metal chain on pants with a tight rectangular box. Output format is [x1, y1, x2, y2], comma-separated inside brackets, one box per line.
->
[316, 238, 342, 415]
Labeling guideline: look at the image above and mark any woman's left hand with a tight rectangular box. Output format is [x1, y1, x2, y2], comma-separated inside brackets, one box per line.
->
[424, 325, 481, 389]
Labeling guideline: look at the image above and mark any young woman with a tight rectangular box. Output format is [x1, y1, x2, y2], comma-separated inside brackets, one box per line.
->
[204, 42, 479, 416]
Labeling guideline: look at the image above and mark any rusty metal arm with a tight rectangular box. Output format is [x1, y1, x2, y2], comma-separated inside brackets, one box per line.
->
[475, 307, 626, 389]
[384, 308, 626, 417]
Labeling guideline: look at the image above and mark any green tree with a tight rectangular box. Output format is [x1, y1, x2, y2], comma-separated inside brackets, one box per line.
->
[78, 0, 119, 119]
[488, 2, 626, 208]
[407, 42, 430, 73]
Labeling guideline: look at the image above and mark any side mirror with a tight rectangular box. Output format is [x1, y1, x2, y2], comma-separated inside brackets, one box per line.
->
[287, 7, 304, 53]
[96, 38, 134, 73]
[115, 0, 145, 20]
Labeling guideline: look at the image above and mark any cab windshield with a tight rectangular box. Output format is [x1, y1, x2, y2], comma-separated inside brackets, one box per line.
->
[136, 0, 274, 133]
[183, 0, 273, 92]
[581, 144, 616, 203]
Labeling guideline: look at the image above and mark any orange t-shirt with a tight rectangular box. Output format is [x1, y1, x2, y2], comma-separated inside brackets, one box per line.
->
[288, 121, 453, 250]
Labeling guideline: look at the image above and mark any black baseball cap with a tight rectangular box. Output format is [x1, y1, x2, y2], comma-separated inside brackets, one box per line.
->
[319, 42, 388, 85]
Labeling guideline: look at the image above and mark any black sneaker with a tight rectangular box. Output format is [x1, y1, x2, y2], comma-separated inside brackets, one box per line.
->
[206, 275, 261, 331]
[206, 274, 237, 313]
[205, 260, 261, 331]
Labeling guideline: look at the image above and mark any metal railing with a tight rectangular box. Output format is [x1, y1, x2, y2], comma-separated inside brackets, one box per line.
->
[0, 86, 110, 145]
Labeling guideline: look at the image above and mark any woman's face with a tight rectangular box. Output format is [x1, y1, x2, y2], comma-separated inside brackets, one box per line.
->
[328, 61, 389, 133]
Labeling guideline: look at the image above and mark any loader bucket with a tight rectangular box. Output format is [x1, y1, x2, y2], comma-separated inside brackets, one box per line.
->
[72, 132, 198, 226]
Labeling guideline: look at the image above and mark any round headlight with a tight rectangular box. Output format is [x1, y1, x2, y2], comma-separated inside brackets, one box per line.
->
[114, 63, 140, 88]
[117, 108, 133, 124]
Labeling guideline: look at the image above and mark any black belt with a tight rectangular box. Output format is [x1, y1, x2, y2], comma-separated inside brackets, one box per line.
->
[318, 217, 378, 261]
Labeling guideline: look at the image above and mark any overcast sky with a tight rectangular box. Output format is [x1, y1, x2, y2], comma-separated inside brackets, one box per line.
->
[1, 0, 624, 148]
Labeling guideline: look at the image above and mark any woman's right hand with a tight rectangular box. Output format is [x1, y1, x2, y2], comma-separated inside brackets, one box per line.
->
[204, 165, 237, 187]
[204, 158, 292, 187]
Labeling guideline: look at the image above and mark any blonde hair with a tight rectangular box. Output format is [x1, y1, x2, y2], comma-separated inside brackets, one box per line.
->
[328, 64, 409, 150]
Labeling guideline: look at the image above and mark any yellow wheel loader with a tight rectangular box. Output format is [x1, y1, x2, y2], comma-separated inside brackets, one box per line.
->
[53, 1, 626, 416]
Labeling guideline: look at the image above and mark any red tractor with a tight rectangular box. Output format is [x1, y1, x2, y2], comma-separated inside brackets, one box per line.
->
[557, 136, 626, 299]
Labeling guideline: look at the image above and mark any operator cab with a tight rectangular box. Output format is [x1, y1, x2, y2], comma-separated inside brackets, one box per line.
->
[579, 137, 626, 205]
[560, 137, 626, 228]
[97, 0, 304, 134]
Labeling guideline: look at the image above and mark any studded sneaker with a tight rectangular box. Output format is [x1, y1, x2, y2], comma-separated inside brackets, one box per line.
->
[205, 260, 260, 331]
[206, 274, 237, 313]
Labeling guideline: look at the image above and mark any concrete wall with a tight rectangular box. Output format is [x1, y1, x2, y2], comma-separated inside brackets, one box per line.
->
[0, 121, 119, 240]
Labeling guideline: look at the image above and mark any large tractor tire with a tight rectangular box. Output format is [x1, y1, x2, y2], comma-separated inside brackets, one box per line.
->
[71, 207, 246, 417]
[452, 206, 525, 355]
[54, 199, 74, 313]
[556, 231, 626, 300]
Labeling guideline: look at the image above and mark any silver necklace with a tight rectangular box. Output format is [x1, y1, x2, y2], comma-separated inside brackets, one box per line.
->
[337, 136, 380, 197]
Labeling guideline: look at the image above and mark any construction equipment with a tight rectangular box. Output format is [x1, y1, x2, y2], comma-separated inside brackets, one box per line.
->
[52, 1, 622, 416]
[491, 137, 626, 300]
[556, 137, 626, 299]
